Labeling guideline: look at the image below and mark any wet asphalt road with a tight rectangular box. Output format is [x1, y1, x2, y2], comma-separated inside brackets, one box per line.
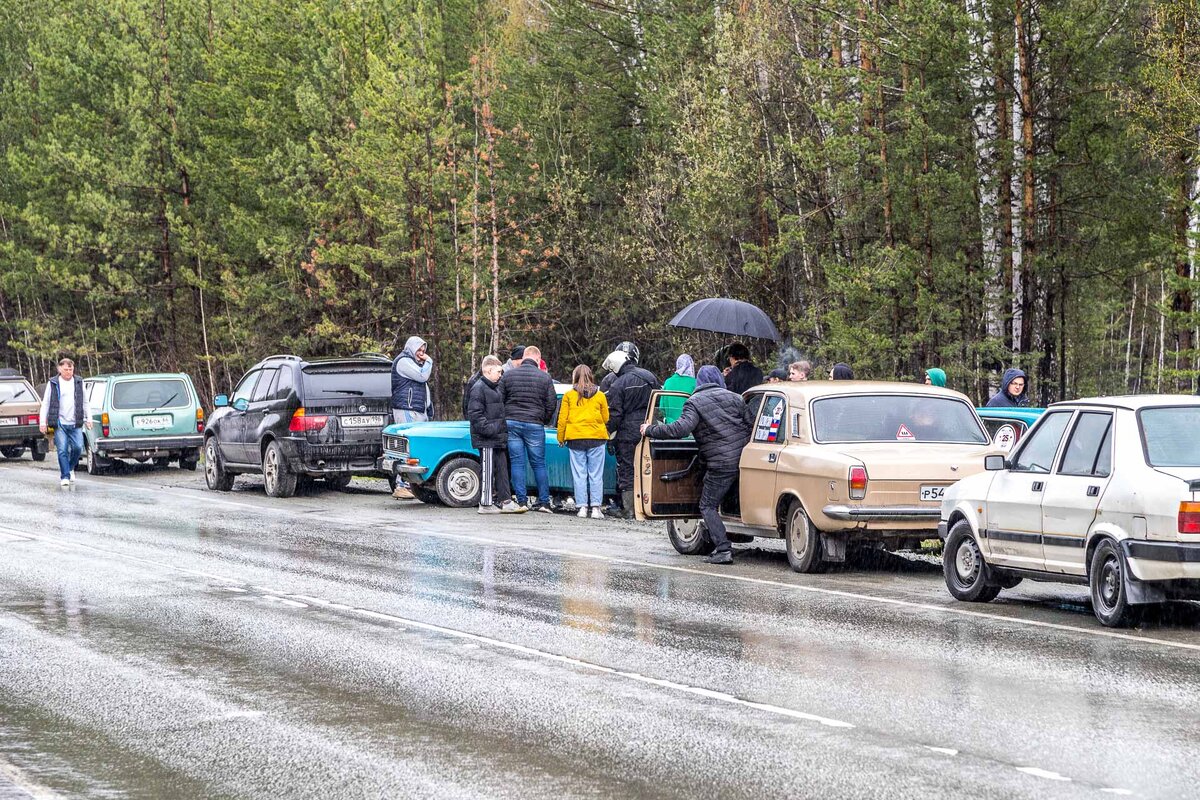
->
[2, 460, 1200, 799]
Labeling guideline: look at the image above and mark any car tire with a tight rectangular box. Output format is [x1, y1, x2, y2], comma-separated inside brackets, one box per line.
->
[263, 440, 297, 498]
[667, 518, 715, 555]
[943, 520, 1001, 602]
[1090, 538, 1139, 628]
[1, 446, 24, 459]
[412, 484, 441, 505]
[326, 473, 352, 491]
[785, 500, 825, 574]
[435, 457, 481, 507]
[31, 446, 47, 462]
[153, 456, 171, 468]
[203, 436, 235, 492]
[86, 445, 111, 476]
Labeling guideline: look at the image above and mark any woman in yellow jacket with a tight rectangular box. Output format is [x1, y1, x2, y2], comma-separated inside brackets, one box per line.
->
[557, 365, 610, 519]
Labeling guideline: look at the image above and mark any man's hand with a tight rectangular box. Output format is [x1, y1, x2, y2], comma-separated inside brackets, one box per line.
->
[639, 423, 649, 436]
[85, 421, 93, 430]
[39, 424, 47, 434]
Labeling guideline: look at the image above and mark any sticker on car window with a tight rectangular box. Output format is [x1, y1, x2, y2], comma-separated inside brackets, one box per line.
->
[993, 424, 1018, 452]
[896, 424, 915, 441]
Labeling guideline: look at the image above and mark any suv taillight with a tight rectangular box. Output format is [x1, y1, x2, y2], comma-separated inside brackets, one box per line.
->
[101, 412, 110, 438]
[849, 466, 868, 500]
[1178, 502, 1200, 534]
[196, 407, 205, 433]
[288, 408, 327, 433]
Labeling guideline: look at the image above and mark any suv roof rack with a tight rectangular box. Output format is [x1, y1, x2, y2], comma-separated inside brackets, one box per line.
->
[352, 351, 393, 362]
[262, 354, 303, 362]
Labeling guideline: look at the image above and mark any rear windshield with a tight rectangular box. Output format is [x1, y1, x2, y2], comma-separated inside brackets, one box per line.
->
[0, 381, 36, 403]
[112, 379, 190, 410]
[302, 367, 392, 400]
[1140, 407, 1200, 466]
[812, 395, 988, 444]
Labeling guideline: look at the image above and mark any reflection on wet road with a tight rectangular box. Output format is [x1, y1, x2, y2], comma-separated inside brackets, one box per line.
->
[1, 460, 1198, 799]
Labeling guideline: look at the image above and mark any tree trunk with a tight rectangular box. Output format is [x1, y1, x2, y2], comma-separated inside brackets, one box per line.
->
[1015, 0, 1036, 356]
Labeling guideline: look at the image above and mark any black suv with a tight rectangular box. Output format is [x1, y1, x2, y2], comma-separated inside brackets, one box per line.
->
[203, 354, 395, 497]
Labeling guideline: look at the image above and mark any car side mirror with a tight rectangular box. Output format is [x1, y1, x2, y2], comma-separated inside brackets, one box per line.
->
[214, 394, 229, 408]
[984, 454, 1007, 471]
[232, 398, 250, 412]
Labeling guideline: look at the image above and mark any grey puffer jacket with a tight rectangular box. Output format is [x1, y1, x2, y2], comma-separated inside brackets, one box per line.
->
[644, 383, 753, 471]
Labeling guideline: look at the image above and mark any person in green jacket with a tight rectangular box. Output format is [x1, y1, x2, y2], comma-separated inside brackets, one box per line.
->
[924, 367, 946, 387]
[659, 354, 696, 423]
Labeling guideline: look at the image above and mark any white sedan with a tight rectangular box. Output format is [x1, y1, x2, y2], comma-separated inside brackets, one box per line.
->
[939, 395, 1200, 627]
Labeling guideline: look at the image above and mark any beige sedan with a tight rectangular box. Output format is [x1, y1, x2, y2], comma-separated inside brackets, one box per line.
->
[635, 381, 997, 572]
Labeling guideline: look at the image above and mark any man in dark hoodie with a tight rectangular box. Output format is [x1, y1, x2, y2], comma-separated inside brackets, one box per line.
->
[641, 365, 753, 565]
[606, 344, 661, 518]
[468, 355, 526, 515]
[724, 343, 763, 395]
[986, 368, 1030, 407]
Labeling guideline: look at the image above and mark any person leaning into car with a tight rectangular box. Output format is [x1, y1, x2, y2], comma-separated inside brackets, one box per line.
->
[640, 365, 753, 565]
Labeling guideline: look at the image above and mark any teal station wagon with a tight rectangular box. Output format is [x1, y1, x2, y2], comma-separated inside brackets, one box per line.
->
[83, 372, 205, 474]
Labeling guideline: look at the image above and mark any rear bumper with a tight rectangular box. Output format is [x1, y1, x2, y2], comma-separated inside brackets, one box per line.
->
[96, 435, 203, 456]
[0, 424, 42, 444]
[1123, 540, 1200, 585]
[376, 455, 429, 480]
[822, 504, 942, 523]
[275, 437, 383, 475]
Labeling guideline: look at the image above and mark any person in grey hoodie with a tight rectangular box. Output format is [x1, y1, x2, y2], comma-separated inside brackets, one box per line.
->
[390, 335, 433, 498]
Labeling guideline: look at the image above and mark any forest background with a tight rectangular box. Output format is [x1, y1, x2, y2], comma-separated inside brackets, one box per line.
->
[0, 0, 1197, 413]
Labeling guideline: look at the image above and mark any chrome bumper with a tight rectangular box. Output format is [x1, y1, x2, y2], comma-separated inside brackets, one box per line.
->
[822, 504, 941, 522]
[376, 456, 427, 477]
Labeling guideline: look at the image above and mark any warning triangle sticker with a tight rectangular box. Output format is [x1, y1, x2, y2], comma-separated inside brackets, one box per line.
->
[896, 424, 915, 440]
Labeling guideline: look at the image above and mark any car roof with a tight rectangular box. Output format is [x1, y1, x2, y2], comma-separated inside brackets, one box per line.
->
[747, 380, 977, 405]
[88, 372, 194, 381]
[1048, 394, 1200, 411]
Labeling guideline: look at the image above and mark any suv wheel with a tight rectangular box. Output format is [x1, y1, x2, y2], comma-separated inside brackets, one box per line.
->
[943, 520, 1001, 602]
[263, 440, 297, 498]
[204, 437, 234, 491]
[667, 518, 715, 555]
[435, 457, 481, 507]
[0, 446, 24, 459]
[1090, 539, 1138, 627]
[785, 500, 825, 573]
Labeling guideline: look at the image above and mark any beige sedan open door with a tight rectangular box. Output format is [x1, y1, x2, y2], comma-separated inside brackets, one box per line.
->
[634, 390, 703, 520]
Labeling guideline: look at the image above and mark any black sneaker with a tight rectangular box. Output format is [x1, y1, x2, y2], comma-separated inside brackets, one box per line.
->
[533, 503, 554, 514]
[705, 551, 733, 565]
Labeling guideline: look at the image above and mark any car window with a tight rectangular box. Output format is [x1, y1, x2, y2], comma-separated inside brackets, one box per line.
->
[112, 379, 190, 410]
[232, 370, 261, 404]
[274, 366, 295, 401]
[0, 381, 36, 403]
[753, 395, 786, 443]
[86, 381, 105, 407]
[1011, 411, 1072, 473]
[811, 395, 988, 443]
[251, 369, 278, 403]
[1139, 406, 1200, 466]
[301, 367, 392, 400]
[1058, 412, 1113, 477]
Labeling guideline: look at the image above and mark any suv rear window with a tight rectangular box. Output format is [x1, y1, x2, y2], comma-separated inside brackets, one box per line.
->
[812, 395, 988, 444]
[0, 381, 36, 403]
[112, 379, 190, 410]
[1140, 407, 1200, 466]
[302, 367, 392, 400]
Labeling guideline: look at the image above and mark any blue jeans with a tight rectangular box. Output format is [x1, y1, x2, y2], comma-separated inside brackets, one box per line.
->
[507, 420, 549, 505]
[55, 424, 84, 480]
[568, 445, 605, 508]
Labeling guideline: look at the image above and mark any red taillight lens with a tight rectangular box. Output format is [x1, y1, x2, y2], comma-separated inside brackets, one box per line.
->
[101, 412, 110, 438]
[26, 415, 38, 425]
[1179, 502, 1200, 534]
[196, 407, 205, 433]
[288, 408, 327, 432]
[849, 466, 868, 500]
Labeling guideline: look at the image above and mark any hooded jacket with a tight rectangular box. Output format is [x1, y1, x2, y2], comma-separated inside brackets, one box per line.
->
[392, 336, 433, 414]
[925, 368, 946, 388]
[606, 360, 661, 442]
[725, 360, 764, 395]
[986, 368, 1030, 408]
[556, 385, 610, 444]
[499, 358, 557, 425]
[644, 382, 753, 471]
[467, 374, 507, 449]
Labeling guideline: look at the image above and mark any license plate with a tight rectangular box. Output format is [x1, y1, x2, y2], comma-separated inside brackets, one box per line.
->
[920, 485, 946, 502]
[0, 417, 17, 426]
[134, 414, 172, 430]
[341, 415, 385, 428]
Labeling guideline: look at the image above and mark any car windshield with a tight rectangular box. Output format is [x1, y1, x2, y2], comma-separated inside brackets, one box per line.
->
[812, 395, 988, 443]
[0, 382, 34, 403]
[303, 368, 391, 400]
[112, 379, 189, 410]
[1140, 407, 1200, 466]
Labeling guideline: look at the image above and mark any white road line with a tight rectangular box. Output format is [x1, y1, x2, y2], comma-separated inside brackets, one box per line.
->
[0, 755, 61, 800]
[1015, 767, 1071, 781]
[924, 746, 959, 756]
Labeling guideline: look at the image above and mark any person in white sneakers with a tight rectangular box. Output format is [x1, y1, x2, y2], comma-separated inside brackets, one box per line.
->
[556, 364, 610, 520]
[467, 355, 526, 515]
[38, 358, 93, 486]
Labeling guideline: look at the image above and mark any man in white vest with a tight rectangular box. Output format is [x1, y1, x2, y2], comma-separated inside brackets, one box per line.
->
[38, 358, 93, 486]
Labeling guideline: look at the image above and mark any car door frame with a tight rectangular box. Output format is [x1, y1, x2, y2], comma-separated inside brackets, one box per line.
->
[739, 391, 786, 528]
[224, 369, 263, 463]
[634, 390, 702, 520]
[1040, 410, 1114, 576]
[243, 367, 280, 467]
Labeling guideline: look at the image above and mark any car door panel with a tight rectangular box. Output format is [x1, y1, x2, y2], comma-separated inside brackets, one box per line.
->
[1041, 412, 1113, 575]
[224, 370, 261, 463]
[635, 390, 701, 519]
[740, 393, 784, 528]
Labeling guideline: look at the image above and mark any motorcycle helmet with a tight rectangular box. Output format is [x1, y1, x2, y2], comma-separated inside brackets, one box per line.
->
[615, 341, 640, 364]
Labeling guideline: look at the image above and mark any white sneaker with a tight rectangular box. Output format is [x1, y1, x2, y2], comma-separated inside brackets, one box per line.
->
[500, 500, 528, 514]
[60, 478, 70, 487]
[478, 504, 500, 515]
[69, 470, 76, 483]
[561, 499, 577, 513]
[576, 507, 588, 518]
[590, 507, 604, 520]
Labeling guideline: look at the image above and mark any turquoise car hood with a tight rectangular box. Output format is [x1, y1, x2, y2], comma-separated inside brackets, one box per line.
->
[384, 420, 471, 437]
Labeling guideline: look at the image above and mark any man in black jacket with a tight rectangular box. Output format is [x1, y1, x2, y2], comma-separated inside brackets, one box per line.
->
[468, 356, 527, 515]
[724, 342, 763, 395]
[641, 365, 753, 564]
[606, 344, 661, 518]
[499, 345, 558, 511]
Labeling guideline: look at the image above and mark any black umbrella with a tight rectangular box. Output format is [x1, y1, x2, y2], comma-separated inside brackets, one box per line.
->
[668, 298, 781, 342]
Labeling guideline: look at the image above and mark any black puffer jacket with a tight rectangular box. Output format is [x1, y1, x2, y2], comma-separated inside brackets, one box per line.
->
[499, 359, 557, 425]
[607, 361, 661, 442]
[725, 361, 764, 395]
[644, 383, 753, 470]
[467, 375, 507, 448]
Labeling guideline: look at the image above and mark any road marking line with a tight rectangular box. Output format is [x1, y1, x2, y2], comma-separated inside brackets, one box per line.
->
[923, 746, 958, 756]
[0, 755, 61, 800]
[1016, 766, 1071, 781]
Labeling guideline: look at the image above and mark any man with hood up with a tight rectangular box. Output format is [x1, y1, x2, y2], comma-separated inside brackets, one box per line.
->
[640, 365, 753, 565]
[986, 368, 1030, 407]
[391, 335, 434, 498]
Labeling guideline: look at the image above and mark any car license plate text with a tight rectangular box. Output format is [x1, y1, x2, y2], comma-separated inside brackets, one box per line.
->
[134, 414, 172, 430]
[342, 415, 385, 428]
[0, 417, 17, 426]
[920, 485, 946, 502]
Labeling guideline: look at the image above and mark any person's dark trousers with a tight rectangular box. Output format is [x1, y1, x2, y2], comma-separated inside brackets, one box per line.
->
[507, 420, 549, 506]
[699, 467, 738, 555]
[614, 438, 637, 493]
[479, 446, 512, 507]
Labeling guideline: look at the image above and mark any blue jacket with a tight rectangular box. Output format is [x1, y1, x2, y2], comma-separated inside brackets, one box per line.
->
[986, 368, 1030, 408]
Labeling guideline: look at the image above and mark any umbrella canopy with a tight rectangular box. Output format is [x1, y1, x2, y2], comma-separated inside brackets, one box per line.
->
[668, 298, 781, 342]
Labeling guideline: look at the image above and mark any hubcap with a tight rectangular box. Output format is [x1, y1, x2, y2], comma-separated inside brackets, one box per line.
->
[448, 467, 479, 502]
[1099, 555, 1121, 608]
[205, 442, 218, 482]
[674, 518, 701, 543]
[265, 448, 278, 489]
[790, 510, 808, 556]
[955, 538, 980, 583]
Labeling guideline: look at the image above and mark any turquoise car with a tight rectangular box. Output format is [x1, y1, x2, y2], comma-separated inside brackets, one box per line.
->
[976, 406, 1045, 452]
[83, 372, 206, 474]
[378, 384, 618, 507]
